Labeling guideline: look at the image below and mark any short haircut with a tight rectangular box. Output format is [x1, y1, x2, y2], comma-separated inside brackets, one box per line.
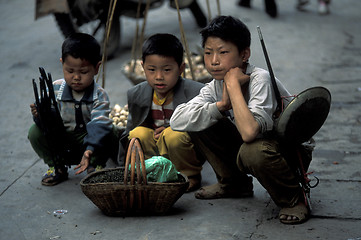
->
[61, 33, 101, 67]
[200, 15, 251, 53]
[142, 33, 184, 66]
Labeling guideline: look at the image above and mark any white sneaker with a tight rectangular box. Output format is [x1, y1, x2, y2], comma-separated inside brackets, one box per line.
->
[318, 1, 330, 15]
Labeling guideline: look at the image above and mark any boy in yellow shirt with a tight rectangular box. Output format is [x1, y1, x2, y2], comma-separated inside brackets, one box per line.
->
[122, 33, 205, 192]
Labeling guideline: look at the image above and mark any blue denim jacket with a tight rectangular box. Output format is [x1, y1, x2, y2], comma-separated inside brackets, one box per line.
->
[53, 79, 112, 153]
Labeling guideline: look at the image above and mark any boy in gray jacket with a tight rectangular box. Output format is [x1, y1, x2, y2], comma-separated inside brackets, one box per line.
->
[122, 33, 205, 192]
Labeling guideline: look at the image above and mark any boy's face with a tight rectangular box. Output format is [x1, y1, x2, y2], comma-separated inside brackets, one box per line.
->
[203, 36, 245, 80]
[61, 55, 101, 92]
[142, 54, 185, 99]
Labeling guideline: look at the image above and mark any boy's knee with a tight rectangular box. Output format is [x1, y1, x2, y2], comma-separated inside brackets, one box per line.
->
[163, 128, 191, 147]
[129, 126, 153, 140]
[238, 139, 279, 171]
[28, 124, 43, 143]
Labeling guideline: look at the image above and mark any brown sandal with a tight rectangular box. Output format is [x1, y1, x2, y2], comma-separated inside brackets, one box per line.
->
[195, 182, 253, 199]
[279, 203, 309, 224]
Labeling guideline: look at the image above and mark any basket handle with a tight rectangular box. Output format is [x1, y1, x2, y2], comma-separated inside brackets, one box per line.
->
[123, 138, 148, 210]
[123, 138, 147, 185]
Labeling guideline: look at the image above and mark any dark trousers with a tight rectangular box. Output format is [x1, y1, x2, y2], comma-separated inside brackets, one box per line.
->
[189, 118, 250, 185]
[28, 124, 119, 168]
[189, 117, 312, 207]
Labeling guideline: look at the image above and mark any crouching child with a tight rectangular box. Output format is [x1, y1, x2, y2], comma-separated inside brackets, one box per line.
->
[121, 33, 205, 192]
[28, 33, 119, 186]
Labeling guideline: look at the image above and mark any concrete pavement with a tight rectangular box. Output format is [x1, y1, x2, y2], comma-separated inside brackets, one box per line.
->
[0, 0, 360, 239]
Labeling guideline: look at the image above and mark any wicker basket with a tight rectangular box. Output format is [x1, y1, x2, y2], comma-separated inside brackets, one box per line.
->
[80, 138, 189, 216]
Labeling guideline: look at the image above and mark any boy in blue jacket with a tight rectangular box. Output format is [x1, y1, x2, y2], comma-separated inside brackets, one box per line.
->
[28, 33, 118, 186]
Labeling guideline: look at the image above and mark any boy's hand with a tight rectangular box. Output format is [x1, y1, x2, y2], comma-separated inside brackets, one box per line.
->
[75, 150, 93, 174]
[216, 82, 232, 112]
[217, 68, 250, 113]
[224, 67, 250, 87]
[30, 103, 38, 117]
[154, 126, 166, 140]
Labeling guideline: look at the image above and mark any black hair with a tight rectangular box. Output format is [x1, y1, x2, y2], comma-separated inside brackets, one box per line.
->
[142, 33, 184, 66]
[200, 15, 251, 53]
[61, 33, 101, 67]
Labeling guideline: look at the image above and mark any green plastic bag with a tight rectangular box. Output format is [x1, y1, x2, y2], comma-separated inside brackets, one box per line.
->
[129, 156, 180, 183]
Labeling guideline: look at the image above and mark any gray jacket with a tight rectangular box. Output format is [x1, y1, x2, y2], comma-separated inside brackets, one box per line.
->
[118, 77, 205, 162]
[125, 76, 205, 134]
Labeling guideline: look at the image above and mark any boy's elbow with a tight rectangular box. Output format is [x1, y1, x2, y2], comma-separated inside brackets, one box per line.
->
[170, 111, 183, 130]
[241, 133, 257, 143]
[240, 126, 259, 143]
[169, 119, 182, 131]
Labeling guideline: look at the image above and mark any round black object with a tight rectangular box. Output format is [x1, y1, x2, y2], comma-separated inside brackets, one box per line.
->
[275, 87, 331, 145]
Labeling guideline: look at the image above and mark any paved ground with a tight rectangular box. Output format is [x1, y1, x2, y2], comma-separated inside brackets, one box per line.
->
[0, 0, 360, 239]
